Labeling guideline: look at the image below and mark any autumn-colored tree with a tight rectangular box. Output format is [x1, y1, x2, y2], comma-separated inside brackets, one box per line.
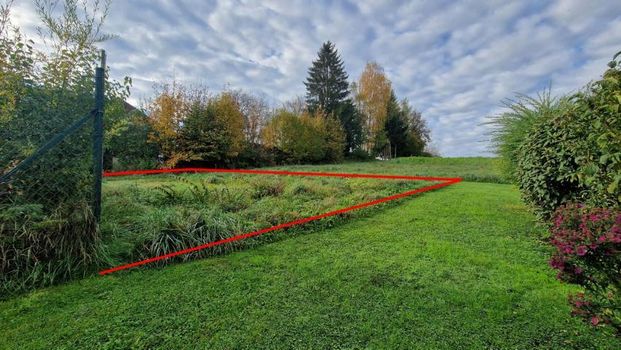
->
[262, 109, 344, 163]
[321, 113, 346, 162]
[210, 92, 245, 158]
[355, 62, 392, 153]
[147, 83, 245, 167]
[177, 91, 244, 166]
[147, 83, 188, 167]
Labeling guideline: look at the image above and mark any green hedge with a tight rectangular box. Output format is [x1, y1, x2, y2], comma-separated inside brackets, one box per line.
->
[516, 52, 621, 219]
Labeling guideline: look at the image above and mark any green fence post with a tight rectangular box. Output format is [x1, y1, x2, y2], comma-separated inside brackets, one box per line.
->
[93, 50, 106, 221]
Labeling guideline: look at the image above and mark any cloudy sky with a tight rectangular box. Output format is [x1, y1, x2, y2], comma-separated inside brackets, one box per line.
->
[11, 0, 621, 156]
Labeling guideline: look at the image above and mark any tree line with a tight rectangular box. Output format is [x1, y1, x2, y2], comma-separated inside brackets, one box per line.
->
[108, 41, 431, 170]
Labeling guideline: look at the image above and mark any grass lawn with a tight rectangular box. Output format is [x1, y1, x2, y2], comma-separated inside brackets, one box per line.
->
[270, 156, 508, 184]
[1, 158, 619, 348]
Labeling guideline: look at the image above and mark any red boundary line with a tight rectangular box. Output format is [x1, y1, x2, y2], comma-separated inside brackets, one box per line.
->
[99, 168, 461, 275]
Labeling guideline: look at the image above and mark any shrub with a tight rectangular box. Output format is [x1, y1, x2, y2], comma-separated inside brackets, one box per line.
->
[515, 52, 621, 219]
[572, 52, 621, 208]
[261, 109, 345, 163]
[548, 204, 621, 333]
[105, 108, 159, 171]
[515, 101, 586, 219]
[348, 148, 372, 161]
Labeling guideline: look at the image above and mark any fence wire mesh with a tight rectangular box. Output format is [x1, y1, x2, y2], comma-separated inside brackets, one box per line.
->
[0, 112, 95, 210]
[0, 57, 105, 294]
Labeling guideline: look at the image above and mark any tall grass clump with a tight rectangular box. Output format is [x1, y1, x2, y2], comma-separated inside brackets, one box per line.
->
[487, 89, 568, 181]
[0, 202, 103, 298]
[130, 209, 244, 266]
[251, 178, 285, 199]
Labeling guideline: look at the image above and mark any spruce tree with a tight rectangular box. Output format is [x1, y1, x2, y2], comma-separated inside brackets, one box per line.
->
[335, 99, 363, 152]
[305, 41, 362, 153]
[304, 41, 350, 116]
[385, 90, 409, 157]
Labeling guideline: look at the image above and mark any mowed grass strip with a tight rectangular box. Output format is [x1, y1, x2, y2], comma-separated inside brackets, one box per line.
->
[1, 181, 618, 349]
[270, 156, 508, 184]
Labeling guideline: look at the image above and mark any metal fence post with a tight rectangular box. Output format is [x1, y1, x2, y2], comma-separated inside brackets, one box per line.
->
[93, 50, 106, 221]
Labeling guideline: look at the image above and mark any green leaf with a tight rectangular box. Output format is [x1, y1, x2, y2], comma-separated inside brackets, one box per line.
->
[607, 175, 621, 194]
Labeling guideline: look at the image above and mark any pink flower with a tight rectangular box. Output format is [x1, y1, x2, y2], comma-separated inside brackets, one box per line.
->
[591, 316, 600, 326]
[576, 246, 588, 256]
[549, 257, 565, 269]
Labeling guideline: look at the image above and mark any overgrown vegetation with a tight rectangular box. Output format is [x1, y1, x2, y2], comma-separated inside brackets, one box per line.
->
[0, 0, 128, 295]
[0, 0, 434, 296]
[100, 172, 429, 269]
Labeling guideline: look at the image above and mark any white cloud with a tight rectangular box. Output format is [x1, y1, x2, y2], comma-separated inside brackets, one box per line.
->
[8, 0, 621, 156]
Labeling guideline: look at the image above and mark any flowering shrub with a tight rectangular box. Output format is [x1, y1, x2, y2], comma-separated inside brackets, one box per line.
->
[549, 203, 621, 333]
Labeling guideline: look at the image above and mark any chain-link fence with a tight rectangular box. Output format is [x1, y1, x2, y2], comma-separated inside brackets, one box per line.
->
[0, 52, 106, 295]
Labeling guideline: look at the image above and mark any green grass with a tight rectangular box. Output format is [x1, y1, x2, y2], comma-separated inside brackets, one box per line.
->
[273, 156, 508, 183]
[1, 157, 619, 348]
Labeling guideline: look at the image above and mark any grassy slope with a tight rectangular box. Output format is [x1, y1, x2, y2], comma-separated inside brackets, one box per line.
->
[271, 156, 508, 183]
[0, 158, 618, 348]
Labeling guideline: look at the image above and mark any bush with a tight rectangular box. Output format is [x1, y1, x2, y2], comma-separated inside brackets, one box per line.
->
[515, 101, 586, 219]
[346, 148, 371, 161]
[105, 107, 159, 171]
[572, 53, 621, 208]
[261, 109, 345, 164]
[515, 52, 621, 219]
[548, 204, 621, 333]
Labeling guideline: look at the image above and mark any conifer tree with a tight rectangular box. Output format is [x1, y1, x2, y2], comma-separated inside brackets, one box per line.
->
[304, 41, 350, 116]
[305, 41, 362, 152]
[385, 90, 409, 157]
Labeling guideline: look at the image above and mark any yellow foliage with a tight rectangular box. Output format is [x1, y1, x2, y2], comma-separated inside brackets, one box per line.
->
[355, 62, 392, 149]
[212, 92, 245, 157]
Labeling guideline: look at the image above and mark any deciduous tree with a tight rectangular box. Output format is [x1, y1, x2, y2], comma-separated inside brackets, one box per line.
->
[355, 62, 392, 153]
